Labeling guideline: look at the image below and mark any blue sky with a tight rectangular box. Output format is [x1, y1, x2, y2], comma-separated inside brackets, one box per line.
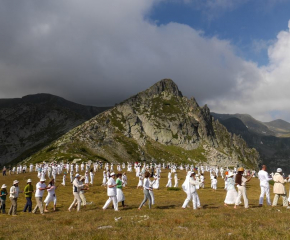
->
[0, 0, 290, 121]
[148, 0, 290, 66]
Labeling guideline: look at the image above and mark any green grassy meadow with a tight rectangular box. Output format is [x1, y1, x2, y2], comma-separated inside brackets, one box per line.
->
[0, 169, 289, 240]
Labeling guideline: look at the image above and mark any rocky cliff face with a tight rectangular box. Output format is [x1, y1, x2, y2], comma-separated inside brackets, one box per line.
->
[0, 94, 110, 165]
[28, 80, 260, 169]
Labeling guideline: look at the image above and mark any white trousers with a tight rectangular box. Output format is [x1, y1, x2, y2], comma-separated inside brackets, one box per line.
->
[103, 196, 118, 211]
[259, 186, 271, 205]
[272, 194, 287, 207]
[182, 192, 200, 209]
[69, 192, 82, 211]
[235, 186, 248, 208]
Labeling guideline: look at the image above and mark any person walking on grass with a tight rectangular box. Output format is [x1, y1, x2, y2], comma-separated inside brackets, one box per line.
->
[272, 168, 288, 207]
[258, 165, 272, 207]
[116, 173, 126, 208]
[234, 167, 253, 209]
[44, 179, 57, 212]
[23, 179, 34, 213]
[224, 172, 238, 206]
[68, 174, 87, 212]
[181, 171, 200, 210]
[138, 171, 152, 210]
[103, 172, 118, 211]
[8, 180, 22, 216]
[0, 184, 7, 214]
[32, 177, 49, 215]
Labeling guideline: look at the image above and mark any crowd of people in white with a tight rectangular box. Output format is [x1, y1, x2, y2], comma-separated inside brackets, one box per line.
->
[0, 161, 289, 216]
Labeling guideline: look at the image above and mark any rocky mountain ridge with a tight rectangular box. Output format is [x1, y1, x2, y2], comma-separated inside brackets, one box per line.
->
[212, 113, 290, 173]
[0, 93, 110, 165]
[27, 79, 260, 169]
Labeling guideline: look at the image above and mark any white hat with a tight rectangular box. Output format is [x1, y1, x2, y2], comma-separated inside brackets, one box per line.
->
[40, 177, 46, 182]
[227, 172, 234, 177]
[1, 184, 7, 188]
[13, 180, 19, 185]
[110, 172, 115, 176]
[277, 168, 283, 173]
[75, 174, 80, 178]
[27, 179, 32, 183]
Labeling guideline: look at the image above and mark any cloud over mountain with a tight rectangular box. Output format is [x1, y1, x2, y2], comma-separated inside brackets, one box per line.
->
[0, 1, 289, 121]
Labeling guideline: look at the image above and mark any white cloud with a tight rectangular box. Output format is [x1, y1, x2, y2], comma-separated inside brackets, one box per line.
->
[0, 1, 290, 122]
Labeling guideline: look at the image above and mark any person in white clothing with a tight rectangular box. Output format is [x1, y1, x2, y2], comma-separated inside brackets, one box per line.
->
[8, 180, 21, 216]
[166, 172, 172, 188]
[234, 167, 253, 209]
[212, 177, 217, 190]
[174, 173, 179, 188]
[258, 165, 272, 206]
[68, 174, 87, 212]
[103, 172, 118, 211]
[182, 172, 200, 210]
[44, 179, 57, 212]
[89, 169, 94, 185]
[138, 172, 152, 210]
[32, 177, 49, 214]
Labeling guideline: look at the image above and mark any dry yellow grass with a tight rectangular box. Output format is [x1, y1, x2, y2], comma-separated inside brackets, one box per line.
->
[0, 168, 289, 240]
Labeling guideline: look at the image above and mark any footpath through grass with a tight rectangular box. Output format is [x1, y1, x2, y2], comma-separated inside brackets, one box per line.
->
[0, 169, 289, 240]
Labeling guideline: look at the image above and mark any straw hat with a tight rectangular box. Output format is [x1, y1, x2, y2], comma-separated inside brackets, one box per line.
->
[13, 180, 19, 185]
[238, 167, 244, 172]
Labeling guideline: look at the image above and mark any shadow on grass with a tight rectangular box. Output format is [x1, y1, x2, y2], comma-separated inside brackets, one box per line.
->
[156, 205, 176, 209]
[202, 204, 219, 209]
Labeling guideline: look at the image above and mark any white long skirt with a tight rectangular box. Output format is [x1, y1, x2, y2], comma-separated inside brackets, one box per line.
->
[117, 188, 125, 202]
[224, 188, 238, 204]
[44, 194, 57, 205]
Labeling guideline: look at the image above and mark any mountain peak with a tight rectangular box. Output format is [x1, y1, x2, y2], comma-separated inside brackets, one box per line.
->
[147, 79, 183, 97]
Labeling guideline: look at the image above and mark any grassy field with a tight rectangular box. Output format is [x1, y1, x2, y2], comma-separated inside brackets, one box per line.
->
[0, 168, 289, 240]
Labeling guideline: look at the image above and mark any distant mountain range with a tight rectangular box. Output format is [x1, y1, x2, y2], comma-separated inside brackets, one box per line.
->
[0, 94, 110, 165]
[26, 79, 260, 169]
[212, 113, 290, 173]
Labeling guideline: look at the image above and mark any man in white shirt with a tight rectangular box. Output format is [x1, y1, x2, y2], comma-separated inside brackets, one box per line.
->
[103, 172, 118, 211]
[68, 174, 86, 212]
[32, 177, 48, 214]
[258, 165, 272, 207]
[8, 180, 21, 216]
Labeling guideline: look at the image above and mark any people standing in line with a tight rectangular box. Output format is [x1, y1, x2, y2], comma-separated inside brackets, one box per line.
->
[272, 168, 288, 207]
[23, 179, 34, 213]
[103, 172, 118, 211]
[8, 180, 22, 216]
[116, 173, 126, 208]
[234, 167, 253, 209]
[44, 179, 57, 212]
[0, 184, 7, 214]
[32, 177, 49, 215]
[181, 171, 200, 210]
[138, 172, 152, 210]
[258, 165, 272, 207]
[68, 174, 87, 212]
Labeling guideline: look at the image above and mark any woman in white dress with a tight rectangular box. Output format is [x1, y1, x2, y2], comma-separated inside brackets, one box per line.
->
[137, 174, 144, 189]
[224, 172, 238, 206]
[152, 175, 160, 189]
[89, 169, 94, 185]
[102, 171, 107, 186]
[174, 173, 179, 188]
[122, 173, 127, 187]
[116, 173, 125, 207]
[85, 171, 89, 184]
[166, 172, 172, 187]
[44, 179, 57, 212]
